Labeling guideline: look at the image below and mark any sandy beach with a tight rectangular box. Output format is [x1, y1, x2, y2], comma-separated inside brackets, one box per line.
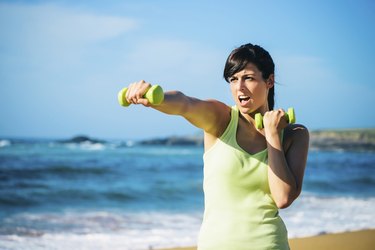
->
[158, 229, 375, 250]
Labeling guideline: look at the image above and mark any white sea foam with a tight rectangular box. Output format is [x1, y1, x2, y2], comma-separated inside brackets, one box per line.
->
[1, 195, 374, 249]
[0, 139, 11, 148]
[280, 194, 375, 238]
[0, 231, 198, 250]
[1, 211, 201, 250]
[65, 141, 106, 151]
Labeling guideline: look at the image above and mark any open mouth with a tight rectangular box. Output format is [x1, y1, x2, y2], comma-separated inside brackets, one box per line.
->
[238, 95, 251, 104]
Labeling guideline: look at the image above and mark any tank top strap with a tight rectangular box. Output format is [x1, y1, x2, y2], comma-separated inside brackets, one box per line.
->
[219, 106, 239, 144]
[219, 106, 285, 145]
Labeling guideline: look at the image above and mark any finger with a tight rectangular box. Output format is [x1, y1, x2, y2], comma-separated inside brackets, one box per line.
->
[130, 84, 140, 103]
[130, 81, 146, 103]
[127, 80, 152, 104]
[275, 109, 285, 119]
[135, 80, 151, 100]
[136, 98, 150, 107]
[126, 83, 136, 104]
[133, 82, 143, 100]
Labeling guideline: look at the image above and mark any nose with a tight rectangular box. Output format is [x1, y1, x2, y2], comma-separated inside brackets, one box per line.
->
[236, 78, 245, 91]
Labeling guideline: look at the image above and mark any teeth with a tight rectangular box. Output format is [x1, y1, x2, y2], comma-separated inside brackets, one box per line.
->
[239, 95, 250, 100]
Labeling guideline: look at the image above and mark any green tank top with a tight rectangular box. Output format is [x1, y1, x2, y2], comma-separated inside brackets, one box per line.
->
[198, 106, 289, 250]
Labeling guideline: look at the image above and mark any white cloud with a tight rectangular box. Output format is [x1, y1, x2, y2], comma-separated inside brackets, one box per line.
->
[0, 2, 139, 88]
[0, 2, 137, 47]
[0, 2, 140, 136]
[0, 2, 138, 76]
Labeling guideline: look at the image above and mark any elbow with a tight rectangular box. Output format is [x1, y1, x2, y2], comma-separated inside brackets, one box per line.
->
[275, 198, 293, 209]
[275, 190, 301, 209]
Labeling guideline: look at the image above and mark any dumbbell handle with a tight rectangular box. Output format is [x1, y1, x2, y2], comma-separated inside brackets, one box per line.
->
[118, 85, 164, 107]
[255, 107, 296, 129]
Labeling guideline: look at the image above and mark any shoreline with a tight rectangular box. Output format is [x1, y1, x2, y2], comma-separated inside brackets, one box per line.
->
[137, 128, 375, 151]
[2, 128, 375, 151]
[158, 229, 375, 250]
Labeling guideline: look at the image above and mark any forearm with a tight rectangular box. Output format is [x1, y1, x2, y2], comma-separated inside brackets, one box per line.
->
[124, 80, 229, 135]
[151, 90, 228, 135]
[266, 130, 298, 208]
[151, 91, 190, 116]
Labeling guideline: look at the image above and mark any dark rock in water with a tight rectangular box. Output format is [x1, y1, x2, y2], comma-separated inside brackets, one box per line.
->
[139, 135, 203, 146]
[58, 135, 106, 144]
[138, 129, 375, 151]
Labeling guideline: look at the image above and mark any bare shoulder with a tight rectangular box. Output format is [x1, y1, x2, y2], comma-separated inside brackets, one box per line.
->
[283, 123, 310, 152]
[203, 102, 232, 152]
[203, 99, 231, 112]
[199, 99, 232, 136]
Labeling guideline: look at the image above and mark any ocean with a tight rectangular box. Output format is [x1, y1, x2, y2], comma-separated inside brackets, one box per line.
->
[0, 137, 374, 250]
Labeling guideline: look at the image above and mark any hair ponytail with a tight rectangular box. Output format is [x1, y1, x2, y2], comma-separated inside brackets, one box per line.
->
[267, 85, 274, 110]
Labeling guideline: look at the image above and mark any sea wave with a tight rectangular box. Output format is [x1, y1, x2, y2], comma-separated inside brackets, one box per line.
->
[1, 195, 374, 250]
[280, 194, 375, 238]
[0, 140, 11, 148]
[0, 211, 202, 250]
[64, 142, 106, 151]
[1, 137, 374, 249]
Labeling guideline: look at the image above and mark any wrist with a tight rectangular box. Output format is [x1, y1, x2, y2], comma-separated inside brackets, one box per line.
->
[265, 127, 282, 148]
[264, 126, 279, 138]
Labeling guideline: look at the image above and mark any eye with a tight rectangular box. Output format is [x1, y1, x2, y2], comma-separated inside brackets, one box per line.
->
[245, 76, 254, 81]
[228, 77, 237, 83]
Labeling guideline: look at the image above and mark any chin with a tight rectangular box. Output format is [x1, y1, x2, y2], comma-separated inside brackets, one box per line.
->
[237, 105, 254, 114]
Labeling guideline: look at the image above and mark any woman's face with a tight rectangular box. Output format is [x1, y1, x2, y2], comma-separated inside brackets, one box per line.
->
[228, 63, 273, 115]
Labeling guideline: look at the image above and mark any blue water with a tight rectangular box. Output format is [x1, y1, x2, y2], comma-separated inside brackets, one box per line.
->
[0, 139, 204, 214]
[304, 150, 375, 197]
[0, 138, 374, 249]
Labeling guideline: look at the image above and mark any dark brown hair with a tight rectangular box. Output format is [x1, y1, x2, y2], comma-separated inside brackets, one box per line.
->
[223, 43, 275, 110]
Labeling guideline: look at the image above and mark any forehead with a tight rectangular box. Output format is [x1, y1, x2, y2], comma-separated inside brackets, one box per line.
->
[233, 63, 261, 76]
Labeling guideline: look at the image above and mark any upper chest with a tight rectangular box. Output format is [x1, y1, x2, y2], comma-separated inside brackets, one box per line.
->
[236, 115, 292, 155]
[236, 116, 268, 155]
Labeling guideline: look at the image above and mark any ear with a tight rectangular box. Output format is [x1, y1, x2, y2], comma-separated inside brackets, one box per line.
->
[266, 74, 275, 89]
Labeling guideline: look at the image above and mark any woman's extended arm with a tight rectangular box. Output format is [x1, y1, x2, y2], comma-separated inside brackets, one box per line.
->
[125, 80, 230, 137]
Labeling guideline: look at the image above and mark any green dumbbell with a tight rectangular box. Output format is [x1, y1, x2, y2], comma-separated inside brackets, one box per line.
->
[118, 85, 164, 107]
[255, 107, 296, 129]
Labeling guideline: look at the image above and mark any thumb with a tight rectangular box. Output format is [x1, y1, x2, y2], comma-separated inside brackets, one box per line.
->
[136, 98, 151, 107]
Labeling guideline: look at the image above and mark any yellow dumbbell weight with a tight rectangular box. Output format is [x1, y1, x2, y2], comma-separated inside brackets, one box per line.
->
[118, 85, 164, 107]
[255, 108, 296, 129]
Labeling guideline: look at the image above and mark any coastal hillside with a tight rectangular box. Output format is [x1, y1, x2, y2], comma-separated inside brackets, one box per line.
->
[139, 129, 375, 151]
[309, 129, 375, 151]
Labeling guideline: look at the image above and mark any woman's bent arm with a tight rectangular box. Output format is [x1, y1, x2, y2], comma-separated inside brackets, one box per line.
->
[266, 124, 309, 208]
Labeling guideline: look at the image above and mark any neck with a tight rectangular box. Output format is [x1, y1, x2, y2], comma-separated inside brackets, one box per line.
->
[238, 110, 266, 138]
[239, 102, 269, 125]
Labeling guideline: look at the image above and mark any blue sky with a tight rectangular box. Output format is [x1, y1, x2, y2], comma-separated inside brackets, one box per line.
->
[0, 0, 374, 140]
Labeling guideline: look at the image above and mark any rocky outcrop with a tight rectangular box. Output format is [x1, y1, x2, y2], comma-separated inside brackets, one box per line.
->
[56, 129, 375, 151]
[139, 135, 203, 146]
[138, 129, 375, 151]
[309, 129, 375, 151]
[58, 135, 106, 144]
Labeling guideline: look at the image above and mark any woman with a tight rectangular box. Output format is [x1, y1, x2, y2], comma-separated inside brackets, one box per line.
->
[125, 43, 309, 250]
